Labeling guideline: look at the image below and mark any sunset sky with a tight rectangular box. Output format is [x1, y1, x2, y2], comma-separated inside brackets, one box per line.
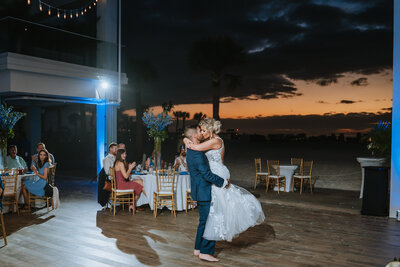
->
[121, 0, 393, 135]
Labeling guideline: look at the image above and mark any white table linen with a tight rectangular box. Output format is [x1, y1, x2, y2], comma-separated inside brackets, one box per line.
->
[133, 173, 192, 211]
[273, 165, 298, 192]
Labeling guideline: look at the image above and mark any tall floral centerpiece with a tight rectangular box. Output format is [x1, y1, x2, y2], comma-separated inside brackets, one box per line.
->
[0, 105, 26, 168]
[142, 108, 172, 169]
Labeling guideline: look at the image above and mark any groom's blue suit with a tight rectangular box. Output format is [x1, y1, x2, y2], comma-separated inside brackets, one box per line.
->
[186, 148, 225, 255]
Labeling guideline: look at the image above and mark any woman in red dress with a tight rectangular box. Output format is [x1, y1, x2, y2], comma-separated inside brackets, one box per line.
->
[114, 148, 144, 211]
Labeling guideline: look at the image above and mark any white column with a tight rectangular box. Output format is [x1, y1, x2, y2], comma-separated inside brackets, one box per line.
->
[96, 104, 106, 174]
[390, 0, 400, 218]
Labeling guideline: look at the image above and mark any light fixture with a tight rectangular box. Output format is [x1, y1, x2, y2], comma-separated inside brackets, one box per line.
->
[100, 81, 109, 90]
[27, 0, 31, 5]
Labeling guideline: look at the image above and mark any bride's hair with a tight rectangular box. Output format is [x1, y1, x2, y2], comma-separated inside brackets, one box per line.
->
[199, 117, 222, 135]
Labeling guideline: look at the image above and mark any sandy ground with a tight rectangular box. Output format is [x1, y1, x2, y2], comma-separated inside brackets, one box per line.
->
[223, 140, 371, 191]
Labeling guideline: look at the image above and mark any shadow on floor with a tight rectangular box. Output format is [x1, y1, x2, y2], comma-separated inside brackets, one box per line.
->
[96, 210, 168, 266]
[3, 210, 55, 237]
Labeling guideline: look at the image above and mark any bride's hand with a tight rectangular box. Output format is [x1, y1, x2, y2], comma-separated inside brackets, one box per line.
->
[225, 179, 231, 189]
[183, 138, 193, 149]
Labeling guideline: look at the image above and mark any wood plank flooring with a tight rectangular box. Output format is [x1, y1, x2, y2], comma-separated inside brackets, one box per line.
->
[0, 178, 399, 266]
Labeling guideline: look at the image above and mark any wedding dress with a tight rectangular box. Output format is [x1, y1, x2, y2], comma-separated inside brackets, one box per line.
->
[203, 137, 265, 242]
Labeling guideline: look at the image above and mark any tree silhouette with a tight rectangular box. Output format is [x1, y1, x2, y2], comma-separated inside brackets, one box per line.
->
[193, 112, 206, 124]
[188, 36, 245, 120]
[181, 112, 190, 129]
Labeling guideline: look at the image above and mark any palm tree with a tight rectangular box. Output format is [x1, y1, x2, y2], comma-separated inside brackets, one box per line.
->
[188, 36, 245, 120]
[193, 112, 206, 124]
[181, 112, 190, 129]
[127, 59, 158, 158]
[173, 111, 183, 133]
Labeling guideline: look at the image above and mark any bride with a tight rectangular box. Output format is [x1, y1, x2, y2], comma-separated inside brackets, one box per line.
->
[184, 118, 265, 242]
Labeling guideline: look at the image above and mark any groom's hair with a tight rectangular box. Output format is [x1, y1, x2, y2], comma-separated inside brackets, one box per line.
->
[184, 125, 198, 140]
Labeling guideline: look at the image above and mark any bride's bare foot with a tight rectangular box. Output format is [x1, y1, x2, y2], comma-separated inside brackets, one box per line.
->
[199, 253, 219, 262]
[194, 250, 200, 256]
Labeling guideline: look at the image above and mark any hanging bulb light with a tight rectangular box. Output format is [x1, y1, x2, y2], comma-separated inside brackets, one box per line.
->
[64, 12, 66, 19]
[39, 3, 43, 11]
[70, 12, 73, 19]
[27, 0, 31, 5]
[93, 2, 96, 6]
[76, 11, 79, 17]
[89, 5, 92, 10]
[81, 10, 84, 15]
[48, 8, 51, 15]
[84, 8, 87, 13]
[57, 10, 60, 18]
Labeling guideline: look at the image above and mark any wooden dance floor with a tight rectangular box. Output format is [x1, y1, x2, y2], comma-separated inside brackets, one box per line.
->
[0, 178, 399, 266]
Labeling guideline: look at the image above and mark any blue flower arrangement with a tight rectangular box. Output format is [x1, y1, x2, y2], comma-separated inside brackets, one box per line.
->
[0, 105, 25, 144]
[142, 110, 173, 141]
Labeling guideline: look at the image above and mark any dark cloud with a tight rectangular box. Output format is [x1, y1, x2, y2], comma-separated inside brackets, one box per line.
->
[381, 107, 392, 111]
[122, 0, 392, 107]
[339, 100, 361, 104]
[351, 77, 369, 86]
[316, 100, 329, 104]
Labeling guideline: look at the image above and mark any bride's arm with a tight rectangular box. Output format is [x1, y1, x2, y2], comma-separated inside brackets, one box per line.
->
[186, 138, 222, 151]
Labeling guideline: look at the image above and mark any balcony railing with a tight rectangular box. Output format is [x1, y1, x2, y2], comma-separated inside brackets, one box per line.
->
[0, 17, 119, 71]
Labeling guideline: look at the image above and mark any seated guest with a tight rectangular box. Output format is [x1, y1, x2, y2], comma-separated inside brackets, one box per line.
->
[32, 142, 55, 167]
[114, 148, 145, 211]
[174, 145, 188, 173]
[118, 143, 126, 150]
[21, 149, 51, 210]
[103, 142, 118, 176]
[6, 145, 28, 173]
[145, 151, 156, 170]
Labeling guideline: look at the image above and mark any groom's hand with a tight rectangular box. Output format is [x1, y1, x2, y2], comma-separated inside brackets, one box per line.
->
[225, 179, 230, 189]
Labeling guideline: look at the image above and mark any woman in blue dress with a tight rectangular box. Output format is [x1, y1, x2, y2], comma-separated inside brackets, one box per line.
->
[21, 149, 51, 210]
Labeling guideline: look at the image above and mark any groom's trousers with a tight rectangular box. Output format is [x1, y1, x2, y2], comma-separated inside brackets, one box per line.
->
[195, 201, 215, 255]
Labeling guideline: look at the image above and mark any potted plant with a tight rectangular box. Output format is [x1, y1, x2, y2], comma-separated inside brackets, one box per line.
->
[356, 120, 391, 198]
[0, 105, 26, 168]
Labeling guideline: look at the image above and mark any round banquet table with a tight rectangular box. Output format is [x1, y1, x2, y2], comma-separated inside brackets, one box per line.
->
[132, 172, 193, 211]
[272, 165, 298, 192]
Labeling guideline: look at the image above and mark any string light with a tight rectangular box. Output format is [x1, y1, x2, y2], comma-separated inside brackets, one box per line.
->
[28, 0, 98, 19]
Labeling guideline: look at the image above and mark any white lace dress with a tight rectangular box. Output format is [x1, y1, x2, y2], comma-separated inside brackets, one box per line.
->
[203, 137, 265, 242]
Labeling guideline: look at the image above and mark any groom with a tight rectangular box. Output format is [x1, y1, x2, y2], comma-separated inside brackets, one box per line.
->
[185, 125, 229, 262]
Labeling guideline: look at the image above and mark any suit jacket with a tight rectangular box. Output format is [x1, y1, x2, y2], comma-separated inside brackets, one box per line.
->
[186, 149, 224, 202]
[97, 168, 111, 207]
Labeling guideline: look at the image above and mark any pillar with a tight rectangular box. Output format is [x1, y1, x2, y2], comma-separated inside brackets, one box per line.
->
[390, 0, 400, 218]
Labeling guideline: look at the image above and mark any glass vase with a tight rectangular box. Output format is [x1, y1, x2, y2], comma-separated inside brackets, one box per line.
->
[0, 137, 7, 169]
[154, 136, 162, 169]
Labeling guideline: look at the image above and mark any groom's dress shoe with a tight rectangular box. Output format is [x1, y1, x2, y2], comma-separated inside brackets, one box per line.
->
[199, 254, 219, 262]
[194, 250, 200, 256]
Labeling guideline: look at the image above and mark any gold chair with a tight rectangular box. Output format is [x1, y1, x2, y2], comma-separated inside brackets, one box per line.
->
[185, 190, 196, 213]
[2, 172, 19, 215]
[153, 169, 176, 218]
[292, 160, 313, 194]
[254, 158, 268, 189]
[266, 160, 285, 194]
[109, 167, 135, 216]
[29, 163, 57, 213]
[0, 210, 6, 246]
